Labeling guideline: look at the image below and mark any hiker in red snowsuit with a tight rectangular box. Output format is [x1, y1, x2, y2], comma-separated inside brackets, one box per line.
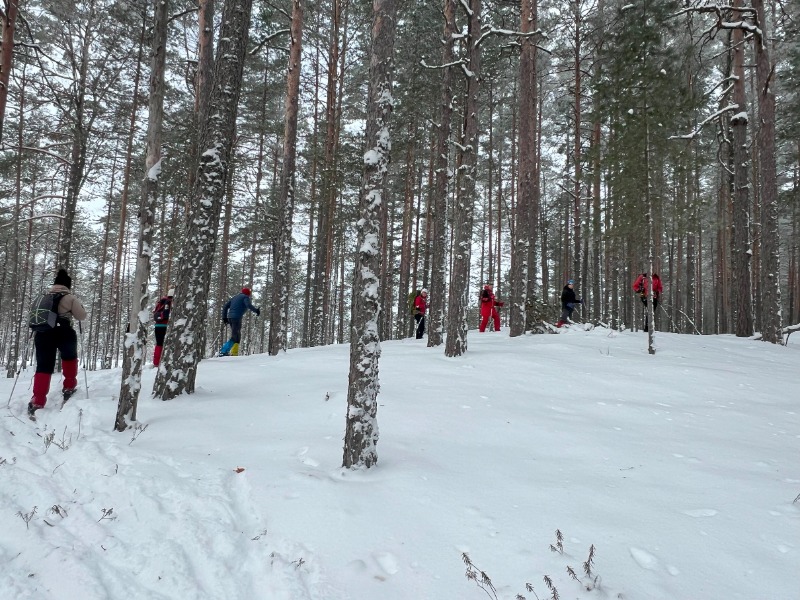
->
[479, 284, 504, 332]
[632, 273, 663, 331]
[413, 289, 428, 339]
[152, 288, 174, 367]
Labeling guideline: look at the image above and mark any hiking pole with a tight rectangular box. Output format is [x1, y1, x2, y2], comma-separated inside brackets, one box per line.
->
[7, 332, 34, 408]
[79, 321, 89, 398]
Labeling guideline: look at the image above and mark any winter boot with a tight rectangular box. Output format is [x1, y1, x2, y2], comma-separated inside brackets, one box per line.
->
[153, 345, 163, 367]
[31, 372, 51, 408]
[556, 320, 565, 328]
[27, 402, 41, 419]
[62, 387, 78, 404]
[231, 343, 239, 356]
[219, 339, 234, 356]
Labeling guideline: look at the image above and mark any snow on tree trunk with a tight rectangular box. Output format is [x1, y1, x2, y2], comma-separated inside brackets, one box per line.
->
[343, 0, 396, 469]
[510, 0, 538, 337]
[154, 0, 253, 400]
[427, 0, 456, 348]
[116, 0, 169, 431]
[270, 0, 304, 356]
[445, 0, 481, 358]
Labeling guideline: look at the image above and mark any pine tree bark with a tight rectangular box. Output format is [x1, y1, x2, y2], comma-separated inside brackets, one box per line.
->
[445, 0, 481, 357]
[116, 0, 168, 430]
[510, 0, 537, 337]
[730, 2, 754, 337]
[270, 0, 304, 355]
[427, 0, 456, 348]
[343, 0, 396, 469]
[0, 0, 20, 144]
[155, 0, 253, 399]
[752, 0, 781, 344]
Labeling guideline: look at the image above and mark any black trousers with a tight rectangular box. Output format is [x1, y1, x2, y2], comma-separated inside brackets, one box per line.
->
[640, 297, 659, 329]
[154, 324, 167, 346]
[414, 314, 425, 339]
[34, 325, 78, 373]
[228, 318, 243, 343]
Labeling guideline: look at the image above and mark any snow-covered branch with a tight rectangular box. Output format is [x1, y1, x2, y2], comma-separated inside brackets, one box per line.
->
[420, 58, 467, 71]
[249, 29, 291, 56]
[476, 26, 544, 49]
[669, 104, 739, 140]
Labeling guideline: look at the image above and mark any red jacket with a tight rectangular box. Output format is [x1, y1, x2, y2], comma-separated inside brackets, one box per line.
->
[633, 274, 663, 299]
[414, 294, 428, 315]
[479, 286, 504, 316]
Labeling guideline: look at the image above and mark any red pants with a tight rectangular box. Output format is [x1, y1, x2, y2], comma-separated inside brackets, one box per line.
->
[479, 309, 500, 332]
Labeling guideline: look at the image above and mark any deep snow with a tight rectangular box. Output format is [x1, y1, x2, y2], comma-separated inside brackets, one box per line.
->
[2, 326, 799, 600]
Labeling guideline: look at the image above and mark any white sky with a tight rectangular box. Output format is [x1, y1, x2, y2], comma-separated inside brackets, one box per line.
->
[2, 325, 798, 599]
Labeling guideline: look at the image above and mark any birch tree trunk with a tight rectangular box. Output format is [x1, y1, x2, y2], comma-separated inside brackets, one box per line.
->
[427, 0, 456, 348]
[269, 0, 304, 355]
[116, 0, 168, 430]
[155, 0, 253, 400]
[343, 0, 396, 469]
[444, 0, 481, 358]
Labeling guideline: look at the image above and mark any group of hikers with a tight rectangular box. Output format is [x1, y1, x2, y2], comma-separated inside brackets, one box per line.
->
[557, 272, 663, 330]
[25, 267, 661, 417]
[411, 272, 663, 337]
[24, 269, 260, 419]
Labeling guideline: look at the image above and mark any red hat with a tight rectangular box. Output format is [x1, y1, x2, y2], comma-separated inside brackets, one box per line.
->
[242, 287, 251, 296]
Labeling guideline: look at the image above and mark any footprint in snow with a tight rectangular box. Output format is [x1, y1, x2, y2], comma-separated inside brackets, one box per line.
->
[629, 547, 659, 570]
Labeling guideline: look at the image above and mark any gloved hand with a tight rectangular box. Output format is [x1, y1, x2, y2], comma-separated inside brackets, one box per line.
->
[580, 298, 584, 304]
[255, 308, 261, 317]
[223, 318, 229, 325]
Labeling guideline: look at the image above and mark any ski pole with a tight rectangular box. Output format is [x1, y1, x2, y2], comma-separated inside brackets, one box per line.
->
[79, 321, 89, 398]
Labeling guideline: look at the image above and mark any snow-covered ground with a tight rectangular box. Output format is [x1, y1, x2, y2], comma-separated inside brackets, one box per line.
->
[2, 326, 798, 600]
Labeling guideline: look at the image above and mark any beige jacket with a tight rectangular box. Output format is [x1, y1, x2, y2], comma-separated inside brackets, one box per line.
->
[49, 284, 88, 322]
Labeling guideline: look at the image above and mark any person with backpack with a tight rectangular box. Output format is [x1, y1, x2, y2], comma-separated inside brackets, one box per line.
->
[632, 272, 663, 332]
[28, 268, 87, 418]
[152, 288, 174, 367]
[220, 287, 260, 356]
[556, 279, 583, 328]
[479, 283, 504, 332]
[413, 289, 428, 339]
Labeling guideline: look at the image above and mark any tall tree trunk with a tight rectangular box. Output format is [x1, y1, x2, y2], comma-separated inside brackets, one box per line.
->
[155, 0, 253, 400]
[116, 0, 168, 430]
[730, 2, 754, 337]
[0, 0, 20, 144]
[270, 0, 304, 355]
[427, 0, 456, 348]
[343, 0, 396, 469]
[444, 0, 481, 357]
[510, 0, 537, 337]
[752, 0, 781, 344]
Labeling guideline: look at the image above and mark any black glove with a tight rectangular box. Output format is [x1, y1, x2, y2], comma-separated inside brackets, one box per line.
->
[223, 317, 229, 325]
[580, 298, 584, 304]
[254, 308, 261, 317]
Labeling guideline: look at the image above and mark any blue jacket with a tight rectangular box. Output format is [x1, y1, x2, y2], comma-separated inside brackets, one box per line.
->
[222, 293, 259, 320]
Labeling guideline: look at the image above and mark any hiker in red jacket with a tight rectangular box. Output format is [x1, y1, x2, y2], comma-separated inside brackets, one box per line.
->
[632, 273, 663, 332]
[152, 288, 174, 367]
[479, 283, 504, 332]
[413, 289, 428, 339]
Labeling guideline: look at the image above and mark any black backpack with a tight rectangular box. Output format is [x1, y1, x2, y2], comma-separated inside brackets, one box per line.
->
[29, 292, 67, 332]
